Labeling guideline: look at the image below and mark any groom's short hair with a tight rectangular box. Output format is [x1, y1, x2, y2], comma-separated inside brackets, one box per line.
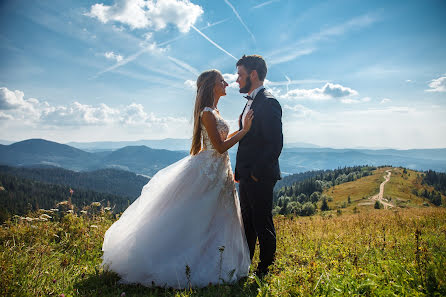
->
[236, 55, 267, 81]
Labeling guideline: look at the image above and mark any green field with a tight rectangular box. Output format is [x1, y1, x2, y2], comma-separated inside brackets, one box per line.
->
[322, 167, 445, 213]
[1, 205, 445, 296]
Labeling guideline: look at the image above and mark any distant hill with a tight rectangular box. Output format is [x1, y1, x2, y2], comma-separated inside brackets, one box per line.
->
[274, 166, 445, 216]
[101, 146, 187, 176]
[321, 167, 445, 212]
[1, 139, 446, 177]
[0, 139, 187, 176]
[0, 165, 149, 198]
[68, 138, 191, 152]
[278, 148, 446, 174]
[0, 139, 96, 171]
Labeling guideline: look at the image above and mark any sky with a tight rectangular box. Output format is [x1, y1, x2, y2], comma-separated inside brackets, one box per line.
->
[1, 0, 445, 149]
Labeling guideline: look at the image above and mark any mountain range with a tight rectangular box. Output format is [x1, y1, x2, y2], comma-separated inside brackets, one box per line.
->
[0, 139, 187, 176]
[1, 139, 445, 176]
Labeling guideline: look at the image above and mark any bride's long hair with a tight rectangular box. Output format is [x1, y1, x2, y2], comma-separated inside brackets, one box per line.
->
[190, 69, 219, 155]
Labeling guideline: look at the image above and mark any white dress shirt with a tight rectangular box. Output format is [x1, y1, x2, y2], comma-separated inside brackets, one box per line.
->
[241, 85, 264, 128]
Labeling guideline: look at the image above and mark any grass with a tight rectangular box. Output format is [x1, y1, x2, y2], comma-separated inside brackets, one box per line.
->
[322, 167, 444, 213]
[1, 206, 446, 296]
[384, 168, 445, 207]
[322, 167, 387, 213]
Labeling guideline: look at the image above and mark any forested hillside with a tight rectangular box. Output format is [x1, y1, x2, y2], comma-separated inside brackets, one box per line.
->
[0, 173, 132, 223]
[273, 166, 376, 216]
[0, 165, 149, 198]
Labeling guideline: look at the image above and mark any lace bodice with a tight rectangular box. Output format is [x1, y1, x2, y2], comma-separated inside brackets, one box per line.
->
[200, 107, 230, 152]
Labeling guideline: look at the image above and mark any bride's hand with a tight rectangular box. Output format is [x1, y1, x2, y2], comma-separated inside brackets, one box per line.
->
[242, 110, 254, 131]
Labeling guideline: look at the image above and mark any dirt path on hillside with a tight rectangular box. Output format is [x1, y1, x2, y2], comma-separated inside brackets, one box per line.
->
[358, 169, 393, 209]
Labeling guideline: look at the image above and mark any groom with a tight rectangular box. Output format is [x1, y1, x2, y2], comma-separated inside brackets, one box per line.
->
[234, 55, 283, 276]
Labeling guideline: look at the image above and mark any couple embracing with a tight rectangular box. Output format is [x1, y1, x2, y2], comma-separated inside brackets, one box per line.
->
[101, 55, 283, 288]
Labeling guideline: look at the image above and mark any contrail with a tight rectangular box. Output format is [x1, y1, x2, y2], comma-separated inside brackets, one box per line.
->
[93, 35, 187, 78]
[285, 75, 291, 93]
[167, 56, 199, 76]
[199, 18, 229, 30]
[191, 25, 237, 61]
[223, 0, 256, 42]
[253, 0, 279, 9]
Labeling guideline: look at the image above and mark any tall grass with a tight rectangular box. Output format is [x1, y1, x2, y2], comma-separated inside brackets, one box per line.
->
[1, 207, 445, 296]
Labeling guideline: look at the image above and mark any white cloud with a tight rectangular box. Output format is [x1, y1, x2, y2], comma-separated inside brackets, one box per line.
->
[104, 51, 124, 62]
[222, 73, 239, 89]
[341, 97, 371, 104]
[280, 83, 358, 100]
[323, 83, 358, 98]
[0, 111, 13, 120]
[0, 87, 40, 120]
[425, 75, 446, 92]
[184, 79, 196, 89]
[284, 104, 316, 118]
[0, 87, 26, 110]
[86, 0, 203, 33]
[41, 102, 120, 126]
[0, 87, 187, 129]
[380, 98, 391, 104]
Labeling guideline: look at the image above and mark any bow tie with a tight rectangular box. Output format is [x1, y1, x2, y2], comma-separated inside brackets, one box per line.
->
[244, 95, 253, 100]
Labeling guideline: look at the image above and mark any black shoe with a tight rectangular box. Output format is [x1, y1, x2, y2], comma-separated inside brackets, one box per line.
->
[253, 268, 268, 278]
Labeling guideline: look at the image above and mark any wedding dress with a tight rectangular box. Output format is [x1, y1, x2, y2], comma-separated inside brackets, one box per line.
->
[101, 107, 250, 288]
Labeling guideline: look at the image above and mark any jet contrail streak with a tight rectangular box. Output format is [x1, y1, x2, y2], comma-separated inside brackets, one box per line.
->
[191, 25, 237, 61]
[223, 0, 256, 42]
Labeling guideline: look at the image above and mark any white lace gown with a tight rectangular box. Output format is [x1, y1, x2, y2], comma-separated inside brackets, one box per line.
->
[101, 107, 250, 288]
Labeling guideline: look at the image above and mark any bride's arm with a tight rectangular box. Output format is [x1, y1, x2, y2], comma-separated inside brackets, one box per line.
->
[201, 110, 253, 154]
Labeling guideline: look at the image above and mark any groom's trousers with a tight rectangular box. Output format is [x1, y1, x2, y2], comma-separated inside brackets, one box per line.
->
[239, 177, 277, 273]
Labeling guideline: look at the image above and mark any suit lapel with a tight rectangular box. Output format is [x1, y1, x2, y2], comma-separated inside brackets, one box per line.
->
[250, 88, 265, 111]
[239, 101, 249, 128]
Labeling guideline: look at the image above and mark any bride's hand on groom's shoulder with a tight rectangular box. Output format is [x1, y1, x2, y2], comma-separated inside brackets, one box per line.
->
[242, 110, 254, 132]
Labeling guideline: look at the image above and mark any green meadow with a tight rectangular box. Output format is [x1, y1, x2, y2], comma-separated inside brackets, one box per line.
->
[1, 167, 445, 296]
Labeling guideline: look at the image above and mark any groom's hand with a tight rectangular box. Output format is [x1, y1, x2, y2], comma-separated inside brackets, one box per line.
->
[250, 174, 259, 182]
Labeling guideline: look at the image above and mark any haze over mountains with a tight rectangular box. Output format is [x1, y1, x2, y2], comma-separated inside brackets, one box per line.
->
[1, 139, 445, 175]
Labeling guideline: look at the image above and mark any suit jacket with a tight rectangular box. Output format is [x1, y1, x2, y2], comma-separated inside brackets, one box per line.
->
[235, 88, 283, 182]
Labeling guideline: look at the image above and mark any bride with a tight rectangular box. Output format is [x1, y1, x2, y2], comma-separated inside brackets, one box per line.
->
[101, 69, 254, 288]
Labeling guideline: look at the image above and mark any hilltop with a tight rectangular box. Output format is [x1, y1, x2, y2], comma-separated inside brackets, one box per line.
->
[322, 167, 445, 213]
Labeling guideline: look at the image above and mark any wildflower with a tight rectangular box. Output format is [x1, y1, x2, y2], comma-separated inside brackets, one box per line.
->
[121, 292, 126, 296]
[69, 188, 74, 195]
[53, 278, 56, 283]
[90, 225, 98, 228]
[60, 294, 65, 297]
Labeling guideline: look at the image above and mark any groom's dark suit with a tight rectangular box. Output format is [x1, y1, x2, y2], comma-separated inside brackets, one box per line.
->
[235, 88, 283, 274]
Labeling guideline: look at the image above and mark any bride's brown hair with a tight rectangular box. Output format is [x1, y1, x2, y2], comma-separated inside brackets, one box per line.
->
[190, 69, 220, 155]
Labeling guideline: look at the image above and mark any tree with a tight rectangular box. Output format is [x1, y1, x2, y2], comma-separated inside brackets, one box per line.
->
[320, 197, 330, 211]
[432, 192, 442, 206]
[374, 201, 383, 209]
[310, 192, 321, 203]
[300, 202, 316, 216]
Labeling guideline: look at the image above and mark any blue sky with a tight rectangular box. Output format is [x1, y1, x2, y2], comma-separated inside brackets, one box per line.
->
[1, 0, 445, 149]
